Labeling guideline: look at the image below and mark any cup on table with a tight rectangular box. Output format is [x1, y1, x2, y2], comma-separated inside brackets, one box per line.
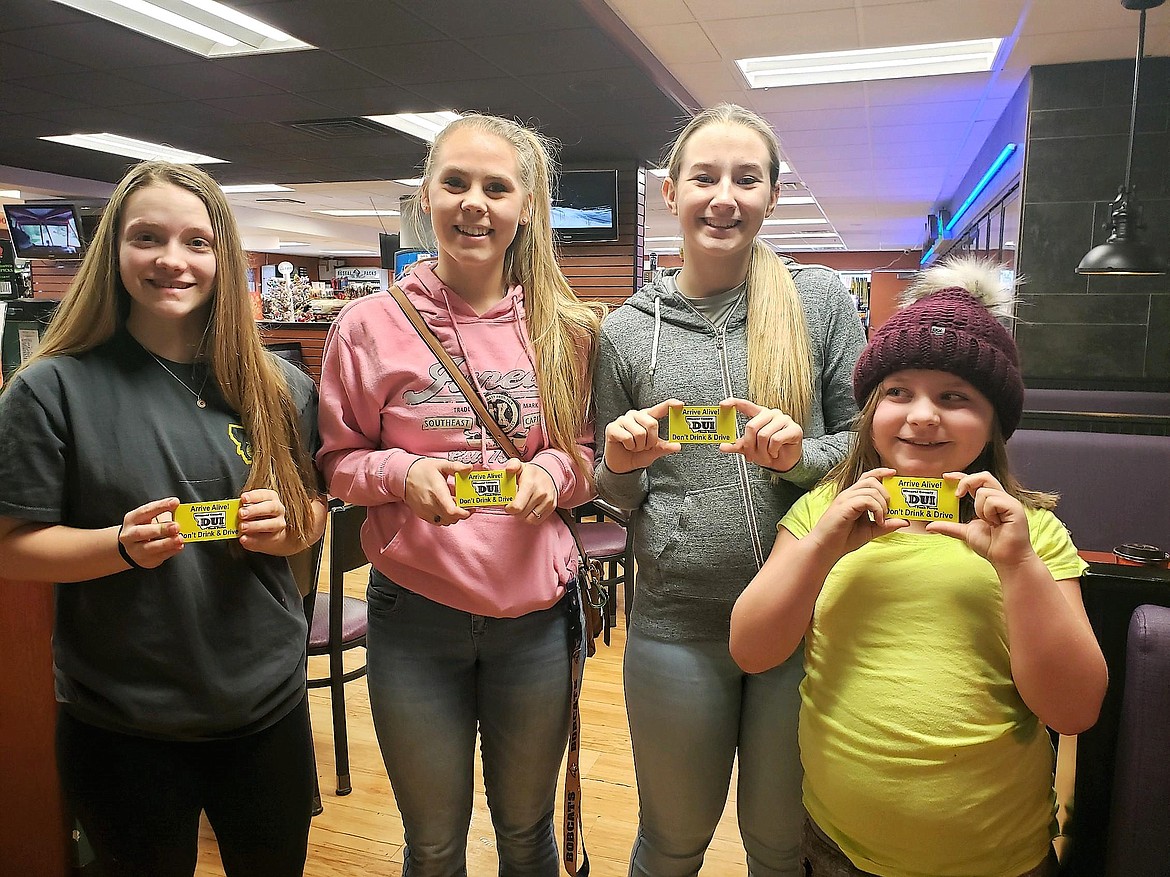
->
[1112, 543, 1170, 568]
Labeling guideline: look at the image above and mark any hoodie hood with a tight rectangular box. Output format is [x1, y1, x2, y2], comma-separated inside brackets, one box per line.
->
[396, 259, 527, 328]
[631, 257, 829, 377]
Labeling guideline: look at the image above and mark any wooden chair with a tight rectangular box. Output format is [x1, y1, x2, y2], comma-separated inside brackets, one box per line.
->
[574, 499, 635, 629]
[305, 502, 369, 797]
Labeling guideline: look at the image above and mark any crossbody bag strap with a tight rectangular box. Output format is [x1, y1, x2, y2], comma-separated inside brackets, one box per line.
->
[387, 283, 592, 877]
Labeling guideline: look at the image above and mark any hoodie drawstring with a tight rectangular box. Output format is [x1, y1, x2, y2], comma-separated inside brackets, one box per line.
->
[649, 294, 663, 379]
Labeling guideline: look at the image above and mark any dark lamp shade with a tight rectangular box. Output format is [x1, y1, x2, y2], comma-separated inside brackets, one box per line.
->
[1076, 239, 1167, 275]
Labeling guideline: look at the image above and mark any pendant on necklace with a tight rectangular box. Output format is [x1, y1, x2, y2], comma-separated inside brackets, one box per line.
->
[197, 399, 207, 409]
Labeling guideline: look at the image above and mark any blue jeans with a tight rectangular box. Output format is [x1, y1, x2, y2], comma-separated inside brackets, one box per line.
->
[624, 629, 804, 877]
[366, 570, 571, 877]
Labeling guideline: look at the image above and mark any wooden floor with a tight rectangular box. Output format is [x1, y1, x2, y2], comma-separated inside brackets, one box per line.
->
[194, 562, 1078, 876]
[195, 569, 747, 877]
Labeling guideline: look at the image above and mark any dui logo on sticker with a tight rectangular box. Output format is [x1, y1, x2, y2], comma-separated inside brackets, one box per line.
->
[668, 405, 737, 444]
[882, 477, 959, 522]
[174, 499, 240, 542]
[455, 470, 517, 508]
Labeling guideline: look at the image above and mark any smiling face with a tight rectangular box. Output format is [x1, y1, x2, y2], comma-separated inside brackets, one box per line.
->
[871, 369, 996, 477]
[663, 121, 779, 268]
[421, 126, 531, 291]
[119, 182, 217, 345]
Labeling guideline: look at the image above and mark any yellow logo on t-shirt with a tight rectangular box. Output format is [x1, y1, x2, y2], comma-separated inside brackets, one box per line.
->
[228, 424, 252, 464]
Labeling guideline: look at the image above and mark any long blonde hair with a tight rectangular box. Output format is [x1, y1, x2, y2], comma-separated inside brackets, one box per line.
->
[828, 387, 1057, 510]
[20, 161, 320, 543]
[411, 114, 605, 474]
[665, 103, 813, 425]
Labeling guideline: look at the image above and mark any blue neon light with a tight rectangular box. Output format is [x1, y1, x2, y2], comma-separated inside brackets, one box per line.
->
[943, 143, 1017, 235]
[919, 237, 943, 267]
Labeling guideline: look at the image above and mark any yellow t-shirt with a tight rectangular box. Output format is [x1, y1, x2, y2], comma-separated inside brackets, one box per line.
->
[782, 484, 1087, 877]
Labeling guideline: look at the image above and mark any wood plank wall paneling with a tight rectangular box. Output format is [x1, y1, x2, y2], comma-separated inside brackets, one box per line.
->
[28, 261, 78, 300]
[259, 323, 327, 384]
[0, 579, 71, 876]
[559, 168, 644, 310]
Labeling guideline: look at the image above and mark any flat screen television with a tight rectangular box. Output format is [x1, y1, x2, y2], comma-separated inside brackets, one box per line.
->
[2, 203, 86, 260]
[551, 170, 618, 243]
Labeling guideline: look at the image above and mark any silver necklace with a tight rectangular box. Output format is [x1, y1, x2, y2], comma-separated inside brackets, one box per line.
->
[149, 353, 210, 408]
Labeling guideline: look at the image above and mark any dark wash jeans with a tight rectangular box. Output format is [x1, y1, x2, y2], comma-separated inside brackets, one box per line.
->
[800, 818, 1059, 877]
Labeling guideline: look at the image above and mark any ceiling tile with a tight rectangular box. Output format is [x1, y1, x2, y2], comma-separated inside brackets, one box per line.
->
[637, 23, 721, 64]
[339, 41, 502, 85]
[605, 0, 696, 28]
[701, 10, 862, 58]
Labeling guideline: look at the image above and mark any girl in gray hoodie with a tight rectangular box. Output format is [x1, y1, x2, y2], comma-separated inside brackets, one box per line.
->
[592, 104, 865, 877]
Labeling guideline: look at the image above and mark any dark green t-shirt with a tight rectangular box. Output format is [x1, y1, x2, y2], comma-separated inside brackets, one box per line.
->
[0, 328, 320, 740]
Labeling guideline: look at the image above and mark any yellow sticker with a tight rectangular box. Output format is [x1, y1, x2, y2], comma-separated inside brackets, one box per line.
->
[455, 470, 518, 508]
[174, 499, 240, 542]
[882, 477, 959, 522]
[668, 405, 737, 444]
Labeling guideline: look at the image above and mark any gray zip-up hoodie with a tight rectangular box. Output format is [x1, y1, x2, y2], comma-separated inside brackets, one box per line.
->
[592, 259, 866, 642]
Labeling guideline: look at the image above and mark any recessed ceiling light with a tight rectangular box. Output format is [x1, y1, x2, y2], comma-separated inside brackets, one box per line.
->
[41, 133, 226, 164]
[777, 196, 817, 206]
[277, 241, 309, 247]
[364, 112, 462, 143]
[313, 209, 400, 217]
[47, 0, 315, 58]
[0, 190, 20, 198]
[394, 177, 425, 186]
[737, 38, 1003, 89]
[763, 218, 829, 226]
[220, 183, 293, 193]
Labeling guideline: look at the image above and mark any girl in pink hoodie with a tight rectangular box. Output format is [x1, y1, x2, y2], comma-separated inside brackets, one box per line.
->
[317, 114, 603, 877]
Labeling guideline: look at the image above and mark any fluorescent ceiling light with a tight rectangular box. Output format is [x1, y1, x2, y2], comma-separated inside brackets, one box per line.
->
[394, 177, 425, 186]
[737, 38, 1002, 88]
[313, 209, 400, 217]
[364, 112, 462, 143]
[0, 190, 20, 198]
[220, 183, 292, 193]
[777, 196, 817, 205]
[48, 0, 314, 58]
[41, 132, 226, 164]
[328, 250, 378, 255]
[648, 161, 792, 177]
[762, 232, 841, 239]
[646, 236, 683, 242]
[763, 217, 828, 226]
[277, 241, 309, 247]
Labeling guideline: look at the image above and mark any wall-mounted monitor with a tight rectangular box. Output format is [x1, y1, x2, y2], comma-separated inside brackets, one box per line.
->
[551, 170, 619, 243]
[2, 203, 86, 260]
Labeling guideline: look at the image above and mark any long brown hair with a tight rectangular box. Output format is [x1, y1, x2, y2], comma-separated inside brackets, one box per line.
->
[664, 103, 813, 426]
[20, 161, 320, 542]
[410, 114, 605, 474]
[828, 386, 1057, 510]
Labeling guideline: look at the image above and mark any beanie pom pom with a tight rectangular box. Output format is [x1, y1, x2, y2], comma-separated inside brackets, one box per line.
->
[899, 256, 1015, 319]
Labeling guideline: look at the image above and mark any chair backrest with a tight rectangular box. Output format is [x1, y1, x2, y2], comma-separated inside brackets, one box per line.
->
[264, 341, 308, 374]
[1104, 603, 1170, 876]
[329, 503, 368, 591]
[1067, 565, 1170, 876]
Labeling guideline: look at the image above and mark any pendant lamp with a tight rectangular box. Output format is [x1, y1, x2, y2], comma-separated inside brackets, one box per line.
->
[1076, 0, 1167, 276]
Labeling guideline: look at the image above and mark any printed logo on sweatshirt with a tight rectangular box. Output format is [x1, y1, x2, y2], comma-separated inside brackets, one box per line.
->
[401, 358, 540, 456]
[228, 424, 253, 464]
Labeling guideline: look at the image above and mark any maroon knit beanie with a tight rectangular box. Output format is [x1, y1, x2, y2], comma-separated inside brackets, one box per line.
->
[853, 260, 1024, 437]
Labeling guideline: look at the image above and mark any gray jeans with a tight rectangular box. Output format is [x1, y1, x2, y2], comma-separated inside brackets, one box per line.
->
[799, 818, 1059, 877]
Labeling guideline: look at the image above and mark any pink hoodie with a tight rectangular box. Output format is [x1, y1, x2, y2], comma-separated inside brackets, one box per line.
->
[316, 261, 595, 617]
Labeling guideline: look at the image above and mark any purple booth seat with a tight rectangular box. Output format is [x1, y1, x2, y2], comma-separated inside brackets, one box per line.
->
[575, 499, 635, 630]
[1007, 429, 1170, 554]
[1104, 604, 1170, 876]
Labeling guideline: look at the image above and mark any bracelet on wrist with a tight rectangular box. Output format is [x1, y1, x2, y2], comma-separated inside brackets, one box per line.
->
[116, 524, 143, 570]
